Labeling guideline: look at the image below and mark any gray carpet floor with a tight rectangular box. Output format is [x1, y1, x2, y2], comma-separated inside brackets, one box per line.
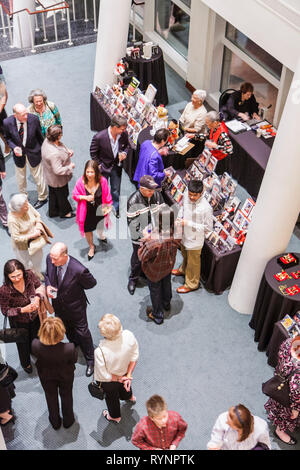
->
[0, 42, 300, 450]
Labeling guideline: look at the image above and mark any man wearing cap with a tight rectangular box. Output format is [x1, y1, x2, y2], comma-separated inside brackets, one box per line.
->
[127, 175, 166, 295]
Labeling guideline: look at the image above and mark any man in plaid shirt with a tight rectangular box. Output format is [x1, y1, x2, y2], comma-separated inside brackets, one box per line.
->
[132, 394, 187, 450]
[138, 206, 181, 325]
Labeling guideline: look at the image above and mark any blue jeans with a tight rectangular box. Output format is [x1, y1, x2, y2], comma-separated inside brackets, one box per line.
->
[103, 166, 122, 212]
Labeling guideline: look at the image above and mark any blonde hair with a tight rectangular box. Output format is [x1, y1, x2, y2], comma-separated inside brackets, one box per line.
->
[146, 395, 167, 417]
[98, 314, 122, 340]
[38, 317, 66, 346]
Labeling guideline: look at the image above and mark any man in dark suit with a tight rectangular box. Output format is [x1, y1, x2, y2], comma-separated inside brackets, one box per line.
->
[45, 242, 97, 377]
[3, 103, 48, 209]
[90, 115, 129, 218]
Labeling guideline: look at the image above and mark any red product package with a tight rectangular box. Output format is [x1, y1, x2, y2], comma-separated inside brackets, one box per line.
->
[274, 271, 289, 282]
[285, 285, 300, 296]
[280, 254, 296, 264]
[291, 271, 300, 280]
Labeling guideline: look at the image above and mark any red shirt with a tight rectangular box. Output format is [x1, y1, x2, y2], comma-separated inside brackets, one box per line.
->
[132, 411, 187, 450]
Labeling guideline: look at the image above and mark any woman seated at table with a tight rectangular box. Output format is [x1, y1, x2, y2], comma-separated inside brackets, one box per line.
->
[190, 111, 233, 161]
[221, 82, 260, 122]
[133, 128, 170, 188]
[72, 160, 112, 261]
[179, 89, 207, 137]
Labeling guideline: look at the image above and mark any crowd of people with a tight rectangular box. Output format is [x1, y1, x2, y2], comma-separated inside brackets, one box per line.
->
[0, 68, 299, 450]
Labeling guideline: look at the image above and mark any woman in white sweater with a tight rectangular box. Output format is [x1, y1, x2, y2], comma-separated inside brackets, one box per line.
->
[94, 314, 139, 423]
[207, 404, 271, 450]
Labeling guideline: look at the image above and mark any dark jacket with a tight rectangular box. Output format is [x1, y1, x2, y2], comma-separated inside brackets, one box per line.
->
[3, 113, 44, 168]
[127, 189, 165, 243]
[44, 255, 97, 319]
[222, 90, 259, 121]
[90, 128, 130, 174]
[0, 146, 4, 187]
[32, 338, 77, 381]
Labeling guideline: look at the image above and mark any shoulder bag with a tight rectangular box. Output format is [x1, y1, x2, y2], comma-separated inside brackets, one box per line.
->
[88, 346, 106, 400]
[28, 221, 54, 256]
[0, 362, 18, 387]
[0, 314, 28, 344]
[262, 370, 294, 408]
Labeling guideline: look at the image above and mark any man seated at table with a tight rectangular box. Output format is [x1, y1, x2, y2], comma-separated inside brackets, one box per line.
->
[90, 115, 129, 218]
[189, 111, 233, 161]
[221, 82, 260, 122]
[179, 90, 207, 137]
[172, 179, 213, 293]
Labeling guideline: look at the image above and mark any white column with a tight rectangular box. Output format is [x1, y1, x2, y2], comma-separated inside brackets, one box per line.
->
[13, 0, 35, 49]
[228, 58, 300, 314]
[93, 0, 132, 90]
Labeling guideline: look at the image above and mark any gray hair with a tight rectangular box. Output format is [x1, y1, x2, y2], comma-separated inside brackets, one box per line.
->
[193, 89, 206, 102]
[28, 88, 47, 104]
[110, 115, 127, 128]
[8, 193, 28, 212]
[206, 110, 221, 123]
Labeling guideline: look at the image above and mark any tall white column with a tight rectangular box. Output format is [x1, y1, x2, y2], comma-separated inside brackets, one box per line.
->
[13, 0, 35, 49]
[93, 0, 132, 90]
[228, 58, 300, 314]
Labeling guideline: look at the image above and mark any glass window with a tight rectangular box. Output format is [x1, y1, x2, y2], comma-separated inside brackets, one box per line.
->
[221, 47, 278, 123]
[180, 0, 191, 6]
[226, 23, 282, 80]
[155, 0, 190, 58]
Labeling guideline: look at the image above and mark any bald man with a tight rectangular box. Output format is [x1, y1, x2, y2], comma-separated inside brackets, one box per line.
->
[3, 103, 48, 209]
[44, 242, 97, 377]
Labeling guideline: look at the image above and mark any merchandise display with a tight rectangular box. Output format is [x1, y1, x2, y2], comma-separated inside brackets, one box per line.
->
[126, 42, 159, 60]
[280, 314, 300, 337]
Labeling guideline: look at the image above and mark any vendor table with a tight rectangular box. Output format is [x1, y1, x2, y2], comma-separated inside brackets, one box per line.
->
[126, 47, 168, 106]
[249, 252, 300, 352]
[216, 129, 274, 199]
[266, 321, 289, 367]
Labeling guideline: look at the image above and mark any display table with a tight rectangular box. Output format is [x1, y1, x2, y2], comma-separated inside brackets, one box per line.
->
[126, 47, 168, 106]
[249, 252, 300, 351]
[266, 321, 289, 367]
[216, 129, 274, 199]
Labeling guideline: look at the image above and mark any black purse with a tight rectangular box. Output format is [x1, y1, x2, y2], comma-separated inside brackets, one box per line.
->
[88, 346, 106, 400]
[0, 314, 28, 344]
[262, 371, 293, 408]
[0, 363, 18, 387]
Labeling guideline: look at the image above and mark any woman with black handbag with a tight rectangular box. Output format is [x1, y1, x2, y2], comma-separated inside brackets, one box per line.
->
[264, 336, 300, 445]
[0, 259, 43, 373]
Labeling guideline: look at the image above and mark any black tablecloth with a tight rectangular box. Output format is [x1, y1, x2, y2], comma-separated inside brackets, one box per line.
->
[266, 321, 289, 367]
[216, 129, 274, 199]
[126, 47, 168, 106]
[201, 241, 242, 294]
[249, 252, 300, 351]
[90, 93, 136, 180]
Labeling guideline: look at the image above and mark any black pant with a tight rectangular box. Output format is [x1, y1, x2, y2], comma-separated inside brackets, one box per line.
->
[147, 273, 172, 321]
[12, 316, 40, 368]
[40, 376, 74, 428]
[48, 184, 72, 217]
[129, 243, 142, 283]
[101, 382, 132, 419]
[55, 312, 94, 366]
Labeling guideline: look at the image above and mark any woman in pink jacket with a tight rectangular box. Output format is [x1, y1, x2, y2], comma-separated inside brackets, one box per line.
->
[73, 160, 112, 260]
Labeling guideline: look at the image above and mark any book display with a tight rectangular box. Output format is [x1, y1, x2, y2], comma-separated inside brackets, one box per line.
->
[280, 314, 300, 337]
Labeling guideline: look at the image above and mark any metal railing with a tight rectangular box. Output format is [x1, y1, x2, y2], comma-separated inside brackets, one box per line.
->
[0, 0, 100, 54]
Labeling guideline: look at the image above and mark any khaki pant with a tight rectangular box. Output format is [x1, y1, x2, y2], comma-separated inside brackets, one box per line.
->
[15, 158, 48, 201]
[179, 245, 202, 290]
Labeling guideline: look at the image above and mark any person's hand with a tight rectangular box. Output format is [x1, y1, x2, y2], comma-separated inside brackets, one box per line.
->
[102, 205, 112, 216]
[13, 146, 22, 157]
[238, 112, 249, 121]
[185, 133, 194, 139]
[169, 444, 177, 450]
[0, 96, 6, 106]
[158, 146, 168, 156]
[30, 229, 41, 239]
[291, 410, 299, 420]
[70, 162, 75, 169]
[205, 140, 217, 149]
[85, 194, 94, 203]
[118, 152, 127, 162]
[21, 302, 38, 314]
[47, 286, 57, 299]
[68, 149, 74, 157]
[0, 172, 6, 179]
[252, 113, 260, 120]
[122, 378, 132, 392]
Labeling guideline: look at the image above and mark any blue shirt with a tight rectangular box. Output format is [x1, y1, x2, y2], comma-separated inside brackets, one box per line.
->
[133, 140, 165, 187]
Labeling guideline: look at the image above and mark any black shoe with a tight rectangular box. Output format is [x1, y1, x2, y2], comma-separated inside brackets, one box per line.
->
[127, 280, 136, 295]
[63, 419, 75, 429]
[49, 416, 62, 430]
[86, 365, 94, 377]
[115, 209, 120, 219]
[33, 199, 47, 209]
[23, 364, 33, 374]
[60, 212, 75, 219]
[88, 245, 95, 261]
[146, 310, 164, 325]
[273, 430, 297, 445]
[163, 304, 171, 311]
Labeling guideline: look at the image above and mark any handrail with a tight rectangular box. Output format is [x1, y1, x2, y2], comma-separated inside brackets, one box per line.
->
[0, 1, 69, 16]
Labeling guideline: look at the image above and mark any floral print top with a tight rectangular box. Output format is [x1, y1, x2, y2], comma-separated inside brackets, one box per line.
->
[28, 100, 62, 137]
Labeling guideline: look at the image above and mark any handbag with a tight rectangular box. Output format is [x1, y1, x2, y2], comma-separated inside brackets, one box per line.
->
[0, 363, 18, 387]
[28, 221, 54, 256]
[88, 346, 106, 400]
[0, 314, 28, 344]
[262, 371, 293, 408]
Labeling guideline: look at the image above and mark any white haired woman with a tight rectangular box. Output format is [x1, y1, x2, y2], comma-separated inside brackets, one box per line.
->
[94, 314, 139, 423]
[27, 88, 62, 138]
[7, 194, 48, 280]
[179, 89, 207, 136]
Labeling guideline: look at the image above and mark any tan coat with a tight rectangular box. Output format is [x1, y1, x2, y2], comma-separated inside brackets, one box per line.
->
[41, 138, 73, 188]
[8, 203, 41, 251]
